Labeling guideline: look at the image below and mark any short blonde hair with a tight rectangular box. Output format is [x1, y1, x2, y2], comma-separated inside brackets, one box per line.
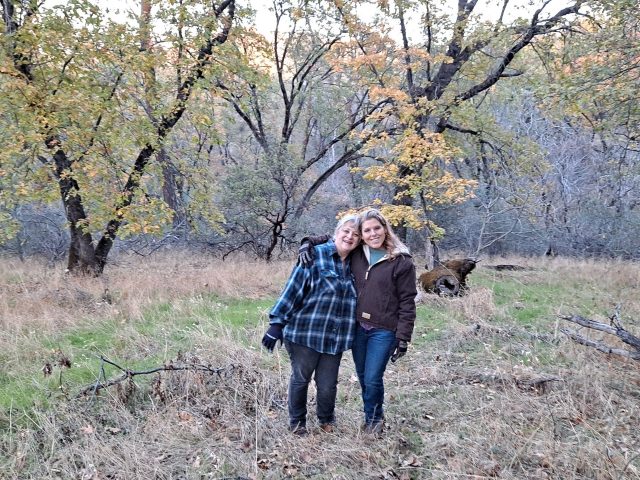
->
[334, 213, 361, 238]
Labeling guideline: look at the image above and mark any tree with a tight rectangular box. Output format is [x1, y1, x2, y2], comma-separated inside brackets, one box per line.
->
[209, 0, 389, 260]
[335, 0, 588, 251]
[0, 0, 235, 274]
[444, 0, 640, 258]
[539, 0, 640, 256]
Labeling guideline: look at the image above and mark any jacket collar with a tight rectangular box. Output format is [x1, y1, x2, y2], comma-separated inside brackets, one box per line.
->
[363, 245, 388, 265]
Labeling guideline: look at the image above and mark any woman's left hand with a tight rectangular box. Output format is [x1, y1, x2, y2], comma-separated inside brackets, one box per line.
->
[391, 340, 408, 362]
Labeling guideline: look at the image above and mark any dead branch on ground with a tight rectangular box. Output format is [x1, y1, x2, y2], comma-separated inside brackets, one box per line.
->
[559, 311, 640, 361]
[412, 365, 563, 394]
[484, 264, 529, 271]
[467, 322, 558, 344]
[77, 355, 234, 397]
[452, 369, 562, 394]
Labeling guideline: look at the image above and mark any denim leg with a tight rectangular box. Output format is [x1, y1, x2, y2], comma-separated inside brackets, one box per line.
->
[284, 340, 320, 428]
[351, 325, 396, 424]
[314, 351, 343, 425]
[352, 324, 368, 392]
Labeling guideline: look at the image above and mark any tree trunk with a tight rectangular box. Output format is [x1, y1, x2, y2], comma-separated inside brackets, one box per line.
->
[158, 148, 184, 228]
[392, 166, 414, 242]
[265, 217, 284, 262]
[67, 227, 99, 275]
[50, 147, 100, 274]
[424, 236, 438, 271]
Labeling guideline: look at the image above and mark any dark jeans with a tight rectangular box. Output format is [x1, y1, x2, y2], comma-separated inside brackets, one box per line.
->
[284, 339, 343, 428]
[352, 324, 396, 424]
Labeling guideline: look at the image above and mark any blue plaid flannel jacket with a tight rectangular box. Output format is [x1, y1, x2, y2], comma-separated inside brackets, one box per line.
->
[269, 240, 357, 354]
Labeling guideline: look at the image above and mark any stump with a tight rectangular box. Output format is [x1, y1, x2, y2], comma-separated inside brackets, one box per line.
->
[434, 275, 460, 296]
[419, 258, 477, 296]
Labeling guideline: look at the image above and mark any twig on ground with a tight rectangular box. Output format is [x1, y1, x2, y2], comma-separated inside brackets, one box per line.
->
[77, 355, 234, 397]
[454, 369, 563, 394]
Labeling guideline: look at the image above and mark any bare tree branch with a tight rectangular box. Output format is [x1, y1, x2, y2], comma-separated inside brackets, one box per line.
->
[560, 313, 640, 361]
[560, 328, 640, 360]
[455, 1, 584, 104]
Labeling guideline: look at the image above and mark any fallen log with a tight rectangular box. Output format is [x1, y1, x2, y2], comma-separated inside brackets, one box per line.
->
[484, 264, 528, 271]
[559, 313, 640, 361]
[419, 258, 476, 296]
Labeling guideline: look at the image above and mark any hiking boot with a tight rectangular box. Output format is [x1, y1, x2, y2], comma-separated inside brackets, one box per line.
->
[319, 423, 335, 434]
[289, 423, 308, 436]
[361, 420, 384, 436]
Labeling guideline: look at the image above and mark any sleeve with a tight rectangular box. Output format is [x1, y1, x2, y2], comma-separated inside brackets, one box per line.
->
[395, 257, 417, 342]
[301, 234, 331, 246]
[269, 264, 311, 326]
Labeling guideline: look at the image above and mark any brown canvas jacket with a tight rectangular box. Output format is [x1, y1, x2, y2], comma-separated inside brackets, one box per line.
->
[350, 245, 417, 342]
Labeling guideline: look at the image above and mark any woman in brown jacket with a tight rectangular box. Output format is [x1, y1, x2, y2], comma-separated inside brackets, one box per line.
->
[350, 209, 416, 433]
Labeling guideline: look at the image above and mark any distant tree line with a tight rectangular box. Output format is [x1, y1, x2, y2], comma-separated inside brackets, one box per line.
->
[1, 0, 638, 273]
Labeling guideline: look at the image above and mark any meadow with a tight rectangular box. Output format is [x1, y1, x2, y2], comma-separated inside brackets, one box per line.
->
[0, 252, 639, 479]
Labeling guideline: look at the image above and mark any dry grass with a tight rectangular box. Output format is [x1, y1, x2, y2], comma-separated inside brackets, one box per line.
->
[0, 252, 292, 332]
[1, 252, 640, 479]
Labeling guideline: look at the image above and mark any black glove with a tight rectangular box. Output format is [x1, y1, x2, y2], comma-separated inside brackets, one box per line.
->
[390, 339, 408, 362]
[298, 235, 331, 268]
[298, 240, 314, 268]
[261, 324, 284, 352]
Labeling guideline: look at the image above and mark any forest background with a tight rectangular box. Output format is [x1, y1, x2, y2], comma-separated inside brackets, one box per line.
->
[1, 0, 638, 270]
[2, 1, 640, 478]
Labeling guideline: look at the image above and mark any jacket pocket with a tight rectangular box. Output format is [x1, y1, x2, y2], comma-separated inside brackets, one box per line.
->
[359, 287, 391, 323]
[319, 269, 340, 294]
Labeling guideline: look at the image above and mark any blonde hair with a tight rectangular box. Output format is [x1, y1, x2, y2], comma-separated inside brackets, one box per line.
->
[359, 209, 409, 258]
[333, 213, 361, 238]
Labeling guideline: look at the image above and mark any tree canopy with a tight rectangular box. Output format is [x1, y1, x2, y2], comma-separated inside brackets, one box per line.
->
[1, 0, 639, 271]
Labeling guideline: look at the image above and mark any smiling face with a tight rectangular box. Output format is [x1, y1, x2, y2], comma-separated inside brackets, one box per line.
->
[361, 218, 386, 250]
[334, 221, 360, 259]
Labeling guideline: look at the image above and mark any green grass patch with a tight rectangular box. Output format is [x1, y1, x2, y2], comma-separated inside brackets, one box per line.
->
[472, 269, 611, 329]
[0, 295, 277, 421]
[187, 296, 274, 330]
[414, 305, 449, 343]
[510, 305, 549, 327]
[0, 381, 44, 413]
[64, 326, 116, 351]
[478, 269, 608, 308]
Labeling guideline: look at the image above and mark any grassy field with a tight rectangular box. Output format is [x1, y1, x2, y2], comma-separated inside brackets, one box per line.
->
[0, 252, 639, 479]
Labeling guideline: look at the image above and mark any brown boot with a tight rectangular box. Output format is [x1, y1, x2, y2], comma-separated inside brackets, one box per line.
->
[319, 423, 335, 433]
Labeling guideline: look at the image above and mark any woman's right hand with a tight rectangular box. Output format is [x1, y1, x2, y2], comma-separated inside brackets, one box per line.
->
[297, 235, 331, 268]
[390, 340, 408, 362]
[298, 240, 314, 268]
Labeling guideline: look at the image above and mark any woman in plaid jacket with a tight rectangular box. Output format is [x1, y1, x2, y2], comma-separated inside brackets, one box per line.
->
[261, 214, 361, 435]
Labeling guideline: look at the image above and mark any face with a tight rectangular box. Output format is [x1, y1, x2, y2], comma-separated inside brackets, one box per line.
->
[361, 218, 386, 250]
[334, 221, 360, 258]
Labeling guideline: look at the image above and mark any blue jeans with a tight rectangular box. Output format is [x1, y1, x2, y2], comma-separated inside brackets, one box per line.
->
[284, 340, 343, 428]
[351, 324, 397, 424]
